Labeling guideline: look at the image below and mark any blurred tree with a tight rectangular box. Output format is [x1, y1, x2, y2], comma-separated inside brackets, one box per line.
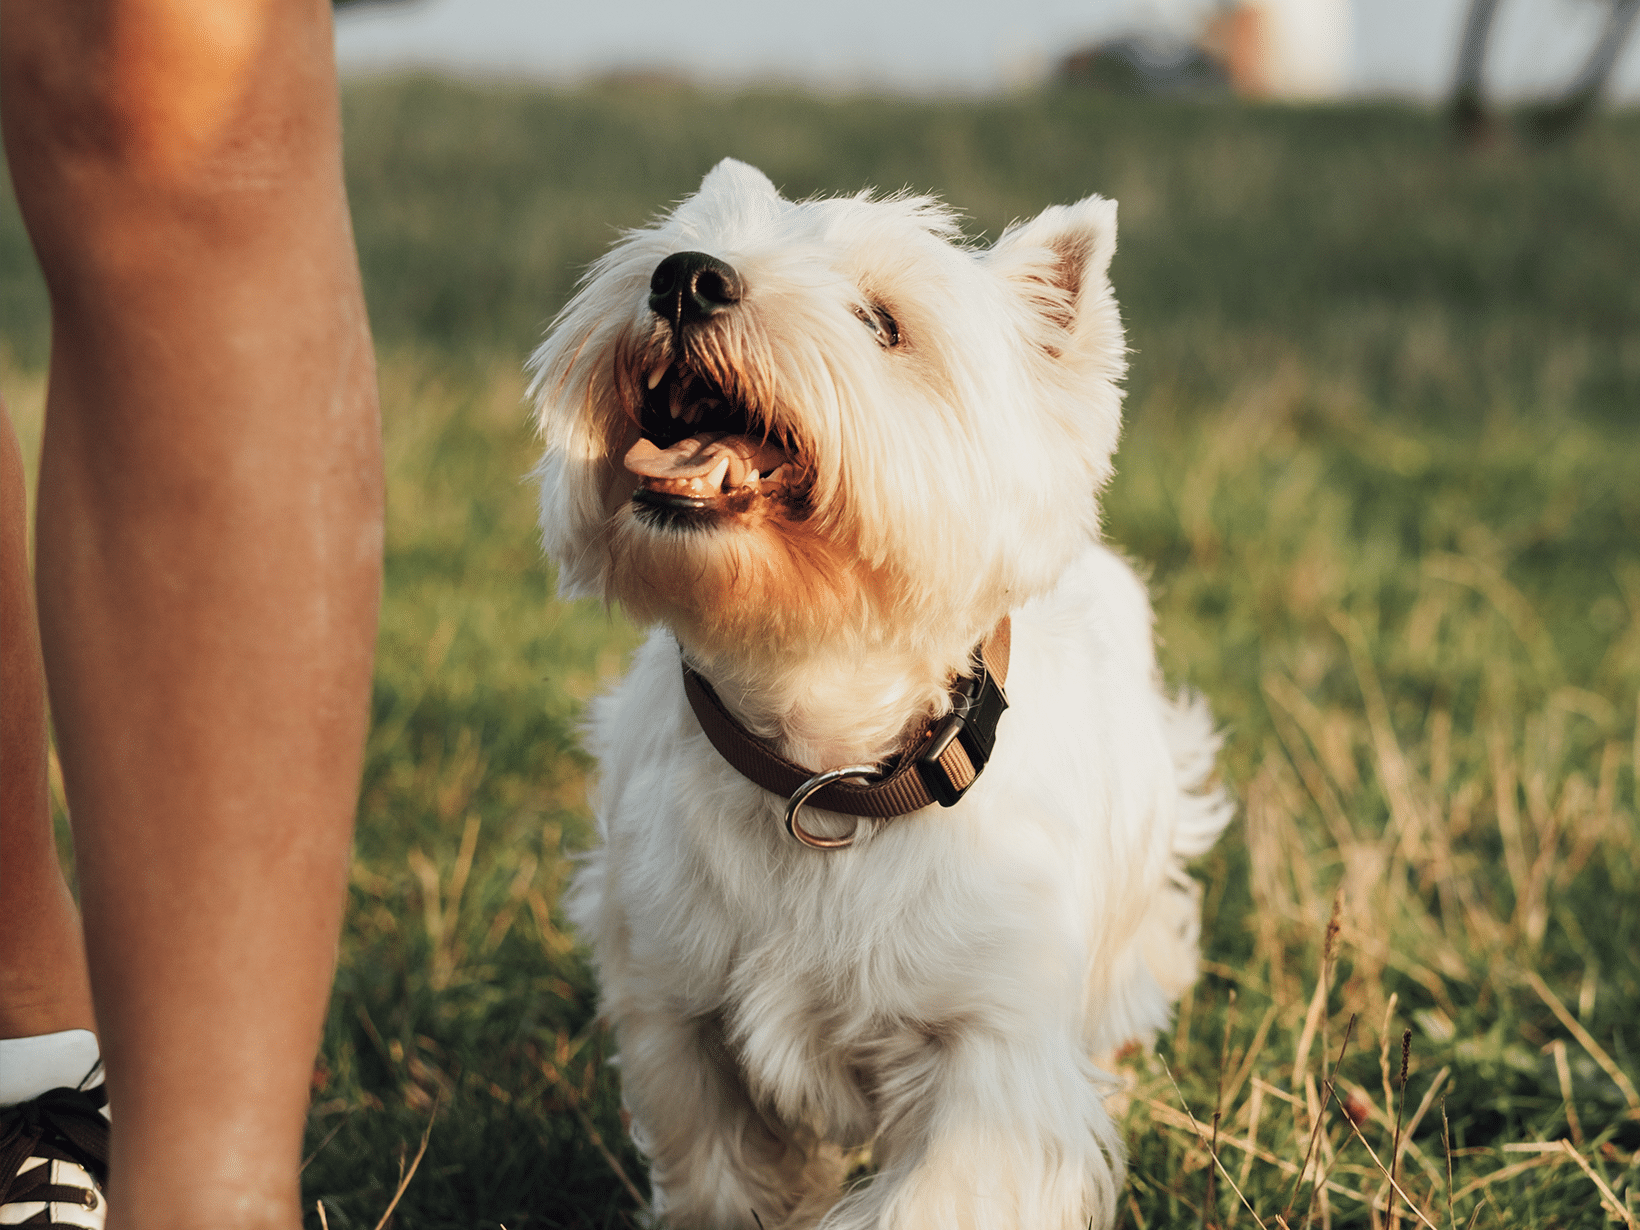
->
[1451, 0, 1505, 143]
[1524, 0, 1640, 137]
[1451, 0, 1640, 143]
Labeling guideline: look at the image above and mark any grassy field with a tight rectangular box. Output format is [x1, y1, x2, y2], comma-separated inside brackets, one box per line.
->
[3, 77, 1638, 1228]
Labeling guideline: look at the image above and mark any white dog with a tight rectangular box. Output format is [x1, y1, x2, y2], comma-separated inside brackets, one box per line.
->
[531, 159, 1230, 1230]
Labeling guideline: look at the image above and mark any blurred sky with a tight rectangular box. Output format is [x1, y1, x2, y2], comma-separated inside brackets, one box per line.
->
[336, 0, 1640, 100]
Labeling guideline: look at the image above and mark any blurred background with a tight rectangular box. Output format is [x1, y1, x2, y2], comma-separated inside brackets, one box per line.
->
[333, 0, 1640, 102]
[3, 1, 1637, 1227]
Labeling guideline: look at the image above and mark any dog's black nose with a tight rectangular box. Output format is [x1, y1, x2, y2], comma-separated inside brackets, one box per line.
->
[649, 251, 743, 329]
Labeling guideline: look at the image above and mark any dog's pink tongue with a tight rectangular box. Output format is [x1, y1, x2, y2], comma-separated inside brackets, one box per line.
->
[625, 434, 731, 480]
[624, 433, 791, 495]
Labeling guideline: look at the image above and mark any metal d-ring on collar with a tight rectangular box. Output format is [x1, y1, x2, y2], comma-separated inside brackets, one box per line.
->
[784, 765, 880, 850]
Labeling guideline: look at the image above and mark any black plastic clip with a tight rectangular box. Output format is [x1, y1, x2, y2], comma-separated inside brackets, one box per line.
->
[914, 663, 1009, 808]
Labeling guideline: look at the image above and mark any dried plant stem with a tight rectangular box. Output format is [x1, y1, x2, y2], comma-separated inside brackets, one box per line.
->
[1520, 968, 1640, 1112]
[1397, 1068, 1452, 1192]
[1159, 1057, 1271, 1230]
[1206, 1110, 1222, 1230]
[1388, 1030, 1410, 1230]
[1554, 1139, 1637, 1229]
[1337, 1076, 1448, 1193]
[1378, 994, 1398, 1124]
[371, 1096, 437, 1230]
[1319, 1075, 1442, 1230]
[1222, 1004, 1281, 1115]
[1399, 1068, 1448, 1148]
[1291, 891, 1343, 1215]
[1177, 982, 1196, 1064]
[1262, 674, 1357, 850]
[1549, 1039, 1584, 1146]
[1440, 1100, 1454, 1230]
[544, 1056, 650, 1211]
[1484, 724, 1532, 937]
[1291, 970, 1328, 1095]
[1228, 1079, 1267, 1230]
[1486, 1143, 1636, 1226]
[1321, 898, 1342, 1097]
[1301, 1021, 1358, 1230]
[1146, 1098, 1387, 1209]
[1451, 1154, 1559, 1201]
[1206, 989, 1237, 1230]
[1285, 1014, 1356, 1228]
[1219, 989, 1238, 1115]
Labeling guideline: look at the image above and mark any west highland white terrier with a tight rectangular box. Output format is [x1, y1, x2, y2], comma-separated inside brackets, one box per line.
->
[531, 159, 1231, 1230]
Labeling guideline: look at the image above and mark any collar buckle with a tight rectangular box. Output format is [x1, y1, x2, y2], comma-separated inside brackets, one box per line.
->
[913, 661, 1010, 808]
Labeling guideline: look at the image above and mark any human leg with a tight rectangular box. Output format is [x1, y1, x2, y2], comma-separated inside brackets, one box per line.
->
[0, 395, 95, 1045]
[1, 394, 108, 1224]
[1, 1, 383, 1225]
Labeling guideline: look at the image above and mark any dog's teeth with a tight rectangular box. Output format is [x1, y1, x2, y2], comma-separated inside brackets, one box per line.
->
[745, 469, 759, 488]
[669, 382, 686, 418]
[766, 466, 787, 486]
[646, 360, 669, 391]
[707, 457, 730, 492]
[683, 404, 700, 424]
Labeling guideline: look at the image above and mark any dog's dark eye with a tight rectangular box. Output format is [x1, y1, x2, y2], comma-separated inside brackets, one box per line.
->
[854, 302, 900, 349]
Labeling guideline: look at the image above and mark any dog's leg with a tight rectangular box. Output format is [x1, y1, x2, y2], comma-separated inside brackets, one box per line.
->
[615, 1007, 846, 1230]
[821, 1025, 1120, 1230]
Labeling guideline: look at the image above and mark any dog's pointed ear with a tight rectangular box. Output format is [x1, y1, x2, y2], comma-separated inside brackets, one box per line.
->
[675, 159, 786, 233]
[697, 158, 783, 204]
[984, 196, 1121, 364]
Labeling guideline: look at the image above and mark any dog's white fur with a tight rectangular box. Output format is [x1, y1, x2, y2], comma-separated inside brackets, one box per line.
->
[531, 159, 1230, 1230]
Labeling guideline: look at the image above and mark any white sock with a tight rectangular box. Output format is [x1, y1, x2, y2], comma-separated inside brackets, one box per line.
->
[0, 1029, 105, 1107]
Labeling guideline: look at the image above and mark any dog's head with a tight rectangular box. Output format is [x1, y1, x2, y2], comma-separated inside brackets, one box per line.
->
[532, 159, 1125, 666]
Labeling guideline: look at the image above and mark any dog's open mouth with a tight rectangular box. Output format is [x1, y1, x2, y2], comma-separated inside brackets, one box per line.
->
[624, 360, 808, 523]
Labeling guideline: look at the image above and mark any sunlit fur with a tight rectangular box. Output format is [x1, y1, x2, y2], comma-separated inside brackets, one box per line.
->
[531, 160, 1232, 1230]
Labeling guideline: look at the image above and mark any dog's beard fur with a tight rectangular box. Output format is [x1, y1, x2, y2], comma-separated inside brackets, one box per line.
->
[532, 160, 1231, 1228]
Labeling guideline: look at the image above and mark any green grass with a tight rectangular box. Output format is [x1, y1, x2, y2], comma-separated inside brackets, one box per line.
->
[3, 77, 1637, 1227]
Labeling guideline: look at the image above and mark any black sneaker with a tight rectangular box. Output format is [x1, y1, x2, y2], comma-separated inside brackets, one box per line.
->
[0, 1083, 108, 1228]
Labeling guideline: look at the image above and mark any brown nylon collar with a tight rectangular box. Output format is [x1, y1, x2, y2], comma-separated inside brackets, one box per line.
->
[681, 618, 1011, 819]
